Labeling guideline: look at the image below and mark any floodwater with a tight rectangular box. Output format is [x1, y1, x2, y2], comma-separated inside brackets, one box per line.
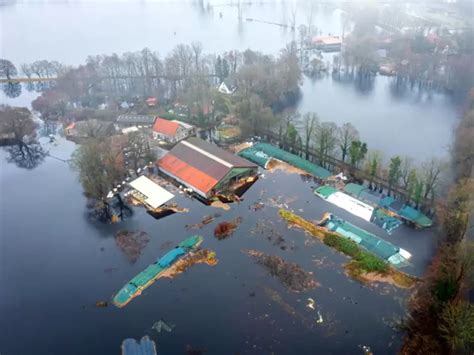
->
[0, 134, 438, 355]
[0, 1, 449, 354]
[0, 0, 459, 159]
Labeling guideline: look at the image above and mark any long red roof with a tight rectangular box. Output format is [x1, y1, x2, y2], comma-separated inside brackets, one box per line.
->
[157, 137, 256, 195]
[159, 154, 219, 195]
[153, 118, 179, 137]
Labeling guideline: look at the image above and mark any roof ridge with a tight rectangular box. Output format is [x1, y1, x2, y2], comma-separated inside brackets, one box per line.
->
[181, 140, 233, 168]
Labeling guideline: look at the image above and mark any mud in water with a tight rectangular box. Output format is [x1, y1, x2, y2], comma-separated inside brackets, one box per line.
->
[214, 217, 242, 240]
[244, 249, 319, 292]
[115, 230, 150, 263]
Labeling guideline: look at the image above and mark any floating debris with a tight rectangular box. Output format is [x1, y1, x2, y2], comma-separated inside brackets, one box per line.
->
[152, 319, 175, 333]
[359, 345, 373, 355]
[244, 250, 319, 292]
[316, 310, 324, 324]
[210, 200, 230, 210]
[162, 249, 218, 278]
[115, 230, 150, 264]
[307, 298, 316, 310]
[186, 214, 220, 229]
[250, 201, 265, 211]
[95, 301, 108, 308]
[251, 219, 294, 250]
[214, 217, 242, 240]
[121, 336, 157, 355]
[104, 267, 118, 274]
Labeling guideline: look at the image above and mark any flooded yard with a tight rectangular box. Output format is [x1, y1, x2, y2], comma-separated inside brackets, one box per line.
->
[0, 136, 438, 354]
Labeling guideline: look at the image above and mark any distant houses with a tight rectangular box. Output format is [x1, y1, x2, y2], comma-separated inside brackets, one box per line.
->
[145, 97, 158, 107]
[152, 118, 195, 144]
[218, 79, 237, 95]
[311, 36, 342, 52]
[157, 137, 257, 199]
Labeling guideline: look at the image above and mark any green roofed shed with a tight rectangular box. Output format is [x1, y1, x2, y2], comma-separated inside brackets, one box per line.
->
[399, 205, 433, 227]
[344, 183, 366, 197]
[250, 143, 332, 178]
[238, 147, 272, 168]
[314, 185, 338, 199]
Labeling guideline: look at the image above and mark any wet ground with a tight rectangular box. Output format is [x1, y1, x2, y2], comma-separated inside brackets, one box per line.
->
[0, 136, 438, 354]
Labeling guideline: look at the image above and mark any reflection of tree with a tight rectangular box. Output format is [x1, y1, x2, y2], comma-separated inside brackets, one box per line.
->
[5, 142, 46, 169]
[2, 82, 22, 98]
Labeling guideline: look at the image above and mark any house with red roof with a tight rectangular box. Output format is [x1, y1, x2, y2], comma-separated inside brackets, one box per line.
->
[152, 117, 195, 144]
[145, 97, 158, 107]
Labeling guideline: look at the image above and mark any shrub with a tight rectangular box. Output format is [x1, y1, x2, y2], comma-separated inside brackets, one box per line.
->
[323, 234, 360, 258]
[355, 252, 389, 274]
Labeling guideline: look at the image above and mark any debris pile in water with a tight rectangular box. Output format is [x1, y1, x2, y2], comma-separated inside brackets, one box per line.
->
[162, 249, 218, 278]
[115, 230, 150, 263]
[186, 214, 220, 229]
[152, 319, 175, 333]
[214, 217, 242, 240]
[244, 250, 319, 291]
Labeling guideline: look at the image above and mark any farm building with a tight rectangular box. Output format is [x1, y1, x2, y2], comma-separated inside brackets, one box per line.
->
[157, 137, 257, 199]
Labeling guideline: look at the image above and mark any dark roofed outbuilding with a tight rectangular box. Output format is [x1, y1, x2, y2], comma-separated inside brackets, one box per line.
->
[116, 115, 157, 127]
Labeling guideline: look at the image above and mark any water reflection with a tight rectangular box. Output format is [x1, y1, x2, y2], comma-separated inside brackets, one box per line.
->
[2, 82, 22, 98]
[4, 142, 46, 169]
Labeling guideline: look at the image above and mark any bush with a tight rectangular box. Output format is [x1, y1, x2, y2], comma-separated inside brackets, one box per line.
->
[355, 252, 389, 274]
[323, 234, 360, 258]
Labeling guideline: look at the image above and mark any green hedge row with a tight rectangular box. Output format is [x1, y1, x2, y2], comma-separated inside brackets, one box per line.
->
[323, 233, 389, 274]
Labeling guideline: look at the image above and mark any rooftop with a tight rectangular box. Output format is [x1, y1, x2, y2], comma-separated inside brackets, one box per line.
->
[158, 137, 256, 195]
[117, 115, 156, 124]
[153, 118, 180, 137]
[129, 175, 174, 209]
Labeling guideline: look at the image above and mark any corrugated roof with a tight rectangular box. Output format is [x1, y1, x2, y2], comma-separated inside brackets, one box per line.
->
[159, 154, 219, 195]
[117, 115, 156, 124]
[169, 142, 230, 181]
[153, 118, 179, 137]
[185, 137, 257, 168]
[344, 183, 366, 197]
[157, 138, 256, 195]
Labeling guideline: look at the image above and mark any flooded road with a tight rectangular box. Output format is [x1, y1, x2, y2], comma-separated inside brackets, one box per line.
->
[0, 135, 437, 354]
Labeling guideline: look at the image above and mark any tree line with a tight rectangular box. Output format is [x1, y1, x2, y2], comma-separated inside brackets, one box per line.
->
[401, 90, 474, 354]
[270, 110, 445, 209]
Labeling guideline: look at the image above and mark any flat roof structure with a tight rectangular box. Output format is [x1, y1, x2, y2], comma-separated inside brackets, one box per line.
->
[129, 176, 174, 209]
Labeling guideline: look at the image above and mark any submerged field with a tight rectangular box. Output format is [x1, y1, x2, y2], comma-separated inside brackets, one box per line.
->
[0, 136, 439, 354]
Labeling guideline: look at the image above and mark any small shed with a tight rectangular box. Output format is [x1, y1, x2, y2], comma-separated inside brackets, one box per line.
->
[129, 176, 174, 209]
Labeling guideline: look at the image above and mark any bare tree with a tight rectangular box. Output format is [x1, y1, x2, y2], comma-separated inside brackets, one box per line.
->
[337, 122, 359, 162]
[421, 158, 445, 200]
[313, 121, 338, 167]
[302, 112, 318, 159]
[191, 41, 203, 72]
[400, 156, 414, 189]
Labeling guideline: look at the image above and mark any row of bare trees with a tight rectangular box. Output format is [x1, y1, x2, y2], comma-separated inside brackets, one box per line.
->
[274, 110, 445, 207]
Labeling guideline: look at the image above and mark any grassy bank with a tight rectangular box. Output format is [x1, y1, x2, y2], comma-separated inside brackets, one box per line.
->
[278, 209, 417, 288]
